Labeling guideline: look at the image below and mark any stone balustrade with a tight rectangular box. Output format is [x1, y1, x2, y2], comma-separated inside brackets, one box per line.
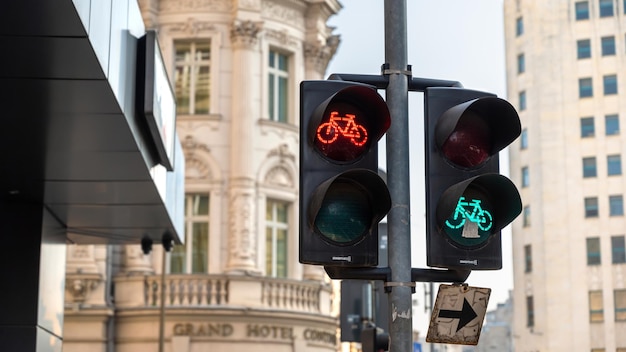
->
[113, 274, 332, 315]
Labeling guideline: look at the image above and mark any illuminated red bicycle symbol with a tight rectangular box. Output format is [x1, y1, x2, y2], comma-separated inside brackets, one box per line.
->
[316, 111, 368, 147]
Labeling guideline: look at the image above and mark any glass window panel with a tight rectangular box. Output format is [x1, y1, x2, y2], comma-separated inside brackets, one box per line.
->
[278, 53, 288, 71]
[614, 289, 626, 321]
[265, 227, 273, 275]
[589, 291, 604, 322]
[522, 166, 529, 187]
[526, 296, 535, 327]
[170, 245, 186, 273]
[517, 53, 525, 73]
[579, 78, 593, 98]
[520, 128, 528, 149]
[524, 244, 532, 273]
[603, 75, 618, 95]
[576, 1, 590, 20]
[606, 114, 620, 135]
[599, 0, 614, 17]
[268, 74, 275, 120]
[581, 117, 595, 137]
[577, 39, 591, 59]
[602, 36, 616, 56]
[193, 194, 209, 215]
[519, 91, 527, 110]
[583, 157, 597, 178]
[278, 76, 288, 122]
[191, 222, 208, 273]
[523, 206, 531, 227]
[585, 197, 599, 217]
[195, 66, 210, 114]
[266, 200, 289, 278]
[276, 229, 287, 278]
[587, 237, 601, 265]
[612, 236, 626, 263]
[608, 155, 622, 176]
[175, 66, 191, 114]
[610, 195, 624, 216]
[516, 17, 524, 36]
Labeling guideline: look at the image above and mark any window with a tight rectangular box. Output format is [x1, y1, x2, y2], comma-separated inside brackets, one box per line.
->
[585, 197, 599, 217]
[517, 53, 525, 74]
[603, 74, 618, 95]
[610, 195, 624, 216]
[174, 41, 211, 115]
[589, 291, 604, 322]
[581, 117, 595, 137]
[526, 296, 535, 327]
[523, 206, 531, 227]
[612, 235, 626, 263]
[519, 91, 527, 110]
[520, 128, 529, 149]
[577, 39, 591, 59]
[615, 289, 626, 321]
[521, 166, 530, 187]
[266, 200, 288, 277]
[170, 194, 210, 274]
[587, 237, 601, 265]
[608, 155, 622, 175]
[599, 0, 614, 17]
[583, 157, 597, 178]
[605, 114, 620, 135]
[601, 36, 616, 56]
[524, 244, 532, 273]
[516, 16, 524, 36]
[268, 50, 289, 123]
[579, 77, 593, 98]
[576, 1, 590, 19]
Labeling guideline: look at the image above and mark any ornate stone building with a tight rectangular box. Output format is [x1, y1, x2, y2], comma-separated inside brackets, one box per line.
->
[63, 1, 342, 351]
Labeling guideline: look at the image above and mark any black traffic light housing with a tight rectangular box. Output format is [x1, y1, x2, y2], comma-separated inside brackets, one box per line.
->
[361, 324, 389, 352]
[299, 80, 391, 267]
[425, 87, 522, 270]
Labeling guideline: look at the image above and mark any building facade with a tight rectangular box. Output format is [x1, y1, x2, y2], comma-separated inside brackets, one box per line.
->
[504, 0, 626, 351]
[63, 1, 342, 351]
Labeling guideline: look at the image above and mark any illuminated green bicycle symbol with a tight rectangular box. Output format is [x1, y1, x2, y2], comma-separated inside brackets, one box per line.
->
[445, 197, 493, 234]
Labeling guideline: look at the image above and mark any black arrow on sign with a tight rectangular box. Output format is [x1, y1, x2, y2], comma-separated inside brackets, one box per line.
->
[437, 298, 478, 332]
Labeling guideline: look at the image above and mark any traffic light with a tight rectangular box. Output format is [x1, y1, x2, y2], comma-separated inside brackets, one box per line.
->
[299, 80, 391, 267]
[361, 325, 389, 352]
[424, 87, 522, 270]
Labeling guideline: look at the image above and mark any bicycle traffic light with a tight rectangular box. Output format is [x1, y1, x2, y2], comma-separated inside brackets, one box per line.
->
[424, 87, 522, 270]
[299, 80, 391, 267]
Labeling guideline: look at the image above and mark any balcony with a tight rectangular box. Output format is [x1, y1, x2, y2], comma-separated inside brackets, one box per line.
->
[113, 273, 334, 317]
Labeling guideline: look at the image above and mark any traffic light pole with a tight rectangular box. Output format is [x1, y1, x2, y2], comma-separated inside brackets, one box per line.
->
[384, 0, 412, 351]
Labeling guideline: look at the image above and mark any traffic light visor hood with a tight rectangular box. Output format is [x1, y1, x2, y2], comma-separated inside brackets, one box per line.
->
[307, 169, 391, 245]
[309, 85, 391, 163]
[435, 97, 521, 168]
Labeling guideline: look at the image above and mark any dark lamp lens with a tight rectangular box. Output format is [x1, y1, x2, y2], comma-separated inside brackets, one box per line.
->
[441, 113, 492, 168]
[314, 103, 369, 162]
[314, 181, 372, 244]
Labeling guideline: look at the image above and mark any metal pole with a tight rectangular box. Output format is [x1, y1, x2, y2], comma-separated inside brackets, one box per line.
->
[384, 0, 412, 351]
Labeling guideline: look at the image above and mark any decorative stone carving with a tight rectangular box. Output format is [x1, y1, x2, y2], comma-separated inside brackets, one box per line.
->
[227, 192, 258, 272]
[231, 20, 263, 49]
[267, 143, 296, 163]
[264, 28, 299, 48]
[166, 17, 217, 35]
[304, 35, 340, 76]
[65, 273, 102, 303]
[264, 165, 294, 188]
[159, 0, 232, 13]
[261, 1, 303, 29]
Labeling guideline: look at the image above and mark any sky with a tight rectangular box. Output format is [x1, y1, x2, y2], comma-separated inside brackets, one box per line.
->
[324, 0, 511, 333]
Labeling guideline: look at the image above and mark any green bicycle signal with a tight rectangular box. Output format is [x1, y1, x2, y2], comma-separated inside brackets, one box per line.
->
[444, 196, 493, 247]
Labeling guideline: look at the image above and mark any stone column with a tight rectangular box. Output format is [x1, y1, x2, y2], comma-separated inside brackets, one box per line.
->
[226, 20, 263, 274]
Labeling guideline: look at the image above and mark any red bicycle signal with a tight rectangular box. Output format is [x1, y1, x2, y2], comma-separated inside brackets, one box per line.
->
[316, 111, 369, 147]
